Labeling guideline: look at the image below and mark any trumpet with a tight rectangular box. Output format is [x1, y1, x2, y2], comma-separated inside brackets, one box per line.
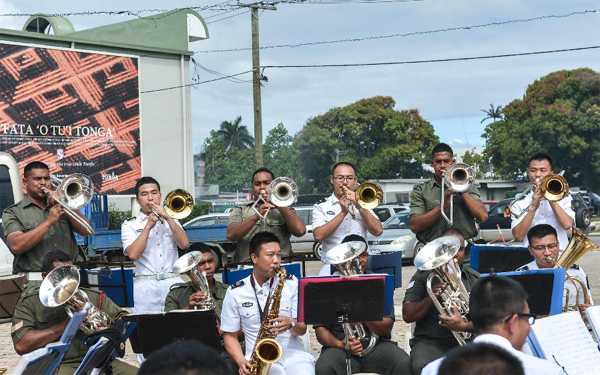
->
[149, 189, 195, 223]
[440, 164, 474, 226]
[42, 174, 95, 235]
[252, 177, 299, 220]
[509, 173, 568, 219]
[343, 181, 383, 220]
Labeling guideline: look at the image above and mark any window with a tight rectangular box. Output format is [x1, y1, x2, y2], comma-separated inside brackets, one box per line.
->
[0, 166, 14, 215]
[374, 208, 391, 222]
[394, 193, 410, 203]
[383, 214, 410, 229]
[295, 209, 311, 225]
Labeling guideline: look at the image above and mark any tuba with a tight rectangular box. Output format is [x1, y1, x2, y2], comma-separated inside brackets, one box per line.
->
[172, 251, 221, 318]
[553, 227, 598, 311]
[414, 236, 471, 346]
[441, 164, 474, 225]
[42, 174, 95, 235]
[252, 177, 299, 220]
[151, 189, 194, 224]
[39, 265, 113, 334]
[322, 241, 378, 357]
[509, 172, 568, 219]
[345, 181, 383, 220]
[249, 268, 286, 375]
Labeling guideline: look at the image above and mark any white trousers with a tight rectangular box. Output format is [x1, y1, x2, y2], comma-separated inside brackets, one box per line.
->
[132, 276, 183, 313]
[268, 348, 315, 375]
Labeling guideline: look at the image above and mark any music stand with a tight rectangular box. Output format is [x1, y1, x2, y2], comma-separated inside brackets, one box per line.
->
[123, 310, 220, 357]
[299, 275, 387, 375]
[470, 245, 533, 273]
[0, 274, 25, 319]
[367, 253, 403, 288]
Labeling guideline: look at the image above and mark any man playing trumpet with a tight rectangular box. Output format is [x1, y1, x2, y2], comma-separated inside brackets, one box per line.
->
[312, 162, 383, 276]
[511, 152, 575, 250]
[227, 167, 306, 265]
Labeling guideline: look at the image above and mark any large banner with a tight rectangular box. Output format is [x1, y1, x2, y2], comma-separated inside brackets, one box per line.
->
[0, 42, 140, 194]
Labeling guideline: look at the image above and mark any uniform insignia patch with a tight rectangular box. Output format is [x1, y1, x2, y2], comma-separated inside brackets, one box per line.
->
[407, 281, 415, 289]
[242, 302, 253, 307]
[286, 273, 294, 280]
[11, 321, 23, 333]
[571, 264, 580, 270]
[232, 280, 245, 289]
[326, 211, 335, 215]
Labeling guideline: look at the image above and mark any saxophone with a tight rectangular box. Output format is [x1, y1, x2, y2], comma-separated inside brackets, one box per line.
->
[249, 268, 287, 375]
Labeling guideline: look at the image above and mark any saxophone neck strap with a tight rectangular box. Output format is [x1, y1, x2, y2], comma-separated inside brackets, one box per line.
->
[250, 272, 275, 320]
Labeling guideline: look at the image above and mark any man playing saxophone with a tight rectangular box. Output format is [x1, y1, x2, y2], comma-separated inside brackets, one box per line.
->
[402, 228, 479, 375]
[511, 153, 575, 250]
[221, 232, 315, 375]
[517, 224, 593, 310]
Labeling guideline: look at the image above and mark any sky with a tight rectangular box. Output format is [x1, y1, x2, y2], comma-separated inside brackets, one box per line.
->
[5, 0, 600, 154]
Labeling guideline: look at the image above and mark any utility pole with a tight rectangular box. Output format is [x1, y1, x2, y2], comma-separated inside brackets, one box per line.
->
[238, 2, 276, 168]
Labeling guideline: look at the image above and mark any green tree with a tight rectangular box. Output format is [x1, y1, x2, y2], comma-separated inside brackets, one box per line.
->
[483, 68, 600, 190]
[480, 103, 504, 123]
[264, 123, 303, 184]
[294, 96, 438, 193]
[216, 116, 255, 150]
[204, 129, 255, 191]
[461, 148, 495, 179]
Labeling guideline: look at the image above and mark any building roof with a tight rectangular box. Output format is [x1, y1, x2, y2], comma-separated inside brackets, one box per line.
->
[1, 9, 209, 56]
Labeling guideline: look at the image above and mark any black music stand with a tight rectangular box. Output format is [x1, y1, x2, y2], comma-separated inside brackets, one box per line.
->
[300, 277, 385, 375]
[0, 274, 26, 319]
[123, 310, 220, 357]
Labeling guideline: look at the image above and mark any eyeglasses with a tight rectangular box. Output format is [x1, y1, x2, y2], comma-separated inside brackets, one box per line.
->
[333, 175, 356, 182]
[504, 312, 537, 325]
[531, 243, 558, 252]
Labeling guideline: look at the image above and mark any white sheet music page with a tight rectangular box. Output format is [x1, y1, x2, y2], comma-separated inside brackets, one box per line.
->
[531, 311, 600, 375]
[585, 305, 600, 342]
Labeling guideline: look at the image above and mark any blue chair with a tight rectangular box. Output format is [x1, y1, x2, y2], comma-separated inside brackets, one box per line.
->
[223, 263, 302, 285]
[12, 305, 90, 375]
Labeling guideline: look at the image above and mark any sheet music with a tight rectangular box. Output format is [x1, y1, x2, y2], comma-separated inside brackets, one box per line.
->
[585, 306, 600, 343]
[531, 311, 600, 375]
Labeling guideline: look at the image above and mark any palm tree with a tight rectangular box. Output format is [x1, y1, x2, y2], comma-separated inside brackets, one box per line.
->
[216, 116, 255, 150]
[480, 104, 503, 123]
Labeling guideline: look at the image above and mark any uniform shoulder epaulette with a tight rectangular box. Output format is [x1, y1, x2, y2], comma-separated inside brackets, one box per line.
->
[231, 280, 245, 289]
[516, 265, 529, 271]
[285, 273, 294, 280]
[124, 216, 136, 222]
[315, 197, 327, 205]
[464, 267, 480, 278]
[21, 285, 40, 299]
[170, 282, 189, 291]
[570, 264, 580, 270]
[82, 288, 103, 295]
[3, 201, 20, 211]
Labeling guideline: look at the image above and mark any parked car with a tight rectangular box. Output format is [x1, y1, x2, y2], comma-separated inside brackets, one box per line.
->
[291, 206, 320, 257]
[372, 204, 409, 222]
[580, 191, 600, 216]
[367, 213, 423, 262]
[183, 213, 230, 227]
[477, 192, 593, 243]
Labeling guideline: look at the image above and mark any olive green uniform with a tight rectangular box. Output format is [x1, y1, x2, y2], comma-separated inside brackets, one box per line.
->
[2, 196, 81, 274]
[11, 286, 137, 375]
[403, 265, 479, 375]
[164, 279, 228, 312]
[409, 178, 482, 243]
[165, 279, 237, 375]
[228, 203, 293, 264]
[314, 304, 411, 375]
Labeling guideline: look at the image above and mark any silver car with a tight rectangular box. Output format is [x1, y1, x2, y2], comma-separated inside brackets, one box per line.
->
[367, 213, 422, 261]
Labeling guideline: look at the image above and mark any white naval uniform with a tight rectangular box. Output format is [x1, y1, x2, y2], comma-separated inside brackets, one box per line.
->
[519, 260, 593, 307]
[221, 273, 315, 375]
[421, 334, 565, 375]
[511, 192, 575, 250]
[121, 213, 184, 313]
[312, 193, 379, 276]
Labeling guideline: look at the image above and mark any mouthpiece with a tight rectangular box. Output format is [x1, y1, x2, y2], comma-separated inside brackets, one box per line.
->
[545, 256, 553, 263]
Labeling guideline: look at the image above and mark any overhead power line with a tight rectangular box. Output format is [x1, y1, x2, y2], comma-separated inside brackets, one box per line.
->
[261, 45, 600, 69]
[195, 8, 600, 53]
[141, 69, 254, 94]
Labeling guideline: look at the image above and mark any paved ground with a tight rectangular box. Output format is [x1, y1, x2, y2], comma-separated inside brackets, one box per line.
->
[2, 235, 600, 372]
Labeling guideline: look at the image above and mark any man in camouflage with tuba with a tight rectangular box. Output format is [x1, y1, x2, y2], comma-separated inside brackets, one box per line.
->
[11, 250, 137, 375]
[402, 228, 479, 375]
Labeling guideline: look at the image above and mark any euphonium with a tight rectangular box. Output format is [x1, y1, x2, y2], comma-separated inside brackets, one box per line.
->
[249, 268, 286, 375]
[321, 241, 379, 357]
[509, 173, 569, 219]
[414, 236, 471, 346]
[441, 163, 474, 225]
[42, 174, 95, 235]
[252, 177, 299, 220]
[553, 227, 598, 311]
[39, 265, 113, 334]
[172, 251, 221, 318]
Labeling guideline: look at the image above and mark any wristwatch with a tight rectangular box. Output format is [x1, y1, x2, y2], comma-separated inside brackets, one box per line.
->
[289, 320, 296, 331]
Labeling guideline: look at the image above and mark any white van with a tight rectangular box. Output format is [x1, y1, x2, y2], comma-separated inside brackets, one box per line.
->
[0, 152, 24, 276]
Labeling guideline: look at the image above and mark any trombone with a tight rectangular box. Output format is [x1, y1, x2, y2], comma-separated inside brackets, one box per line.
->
[41, 174, 95, 235]
[150, 189, 195, 223]
[252, 177, 299, 220]
[343, 181, 383, 219]
[440, 164, 474, 225]
[508, 173, 569, 219]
